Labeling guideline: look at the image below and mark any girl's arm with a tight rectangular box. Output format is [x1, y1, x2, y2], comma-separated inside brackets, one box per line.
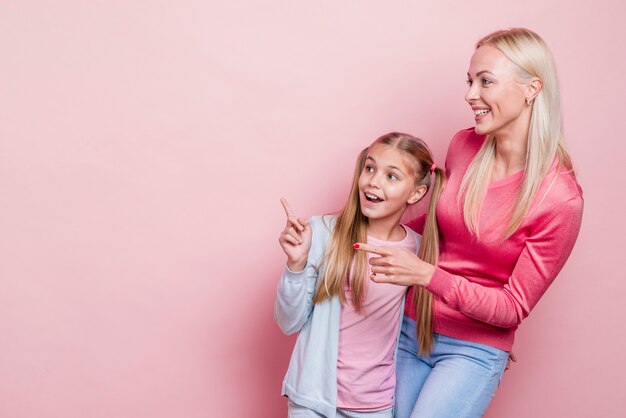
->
[274, 214, 331, 335]
[274, 262, 319, 335]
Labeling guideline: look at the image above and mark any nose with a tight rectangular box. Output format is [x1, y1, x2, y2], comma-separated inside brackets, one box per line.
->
[465, 82, 478, 103]
[369, 173, 381, 188]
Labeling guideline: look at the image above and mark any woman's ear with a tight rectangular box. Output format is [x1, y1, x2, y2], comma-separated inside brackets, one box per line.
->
[407, 185, 427, 205]
[526, 78, 543, 104]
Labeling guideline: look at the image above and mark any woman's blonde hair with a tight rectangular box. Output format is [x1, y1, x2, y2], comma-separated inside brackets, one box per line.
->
[312, 132, 444, 355]
[460, 28, 573, 238]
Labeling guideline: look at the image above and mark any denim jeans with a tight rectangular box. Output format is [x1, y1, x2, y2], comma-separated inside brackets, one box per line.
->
[395, 315, 508, 418]
[288, 399, 393, 418]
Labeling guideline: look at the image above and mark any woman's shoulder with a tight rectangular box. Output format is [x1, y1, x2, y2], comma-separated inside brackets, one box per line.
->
[446, 127, 486, 166]
[543, 164, 584, 203]
[449, 127, 485, 148]
[532, 166, 584, 224]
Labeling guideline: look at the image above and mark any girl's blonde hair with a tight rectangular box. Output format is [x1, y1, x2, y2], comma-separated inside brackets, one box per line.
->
[460, 28, 574, 238]
[312, 132, 444, 355]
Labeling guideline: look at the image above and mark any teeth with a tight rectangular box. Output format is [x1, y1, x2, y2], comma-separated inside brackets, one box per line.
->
[366, 193, 381, 201]
[474, 109, 491, 115]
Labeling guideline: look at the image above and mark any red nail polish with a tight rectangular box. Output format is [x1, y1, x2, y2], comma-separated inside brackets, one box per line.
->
[353, 243, 359, 249]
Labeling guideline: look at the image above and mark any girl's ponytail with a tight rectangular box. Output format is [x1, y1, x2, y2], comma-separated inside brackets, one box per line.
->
[414, 165, 444, 355]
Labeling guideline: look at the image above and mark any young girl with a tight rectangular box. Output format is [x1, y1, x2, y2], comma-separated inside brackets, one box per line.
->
[274, 132, 444, 418]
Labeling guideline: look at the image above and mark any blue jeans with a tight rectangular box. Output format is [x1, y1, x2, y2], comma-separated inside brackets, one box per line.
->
[288, 399, 393, 418]
[395, 316, 508, 418]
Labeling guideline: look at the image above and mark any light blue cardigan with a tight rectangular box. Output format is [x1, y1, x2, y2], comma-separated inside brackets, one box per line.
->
[274, 215, 421, 418]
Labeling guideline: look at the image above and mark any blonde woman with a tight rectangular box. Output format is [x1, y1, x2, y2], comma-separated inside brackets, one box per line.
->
[355, 28, 583, 417]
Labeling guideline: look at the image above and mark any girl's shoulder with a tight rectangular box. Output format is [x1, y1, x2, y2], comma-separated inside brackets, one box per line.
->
[401, 224, 422, 255]
[310, 214, 337, 232]
[305, 215, 338, 268]
[308, 215, 337, 250]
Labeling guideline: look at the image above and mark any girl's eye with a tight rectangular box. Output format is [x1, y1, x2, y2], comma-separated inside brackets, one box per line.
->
[388, 173, 399, 181]
[365, 165, 374, 173]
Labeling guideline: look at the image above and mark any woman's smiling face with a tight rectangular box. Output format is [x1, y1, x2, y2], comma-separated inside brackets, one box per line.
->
[465, 45, 530, 139]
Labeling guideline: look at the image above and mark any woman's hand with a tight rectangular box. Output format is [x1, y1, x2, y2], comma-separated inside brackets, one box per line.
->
[353, 243, 436, 287]
[278, 198, 312, 272]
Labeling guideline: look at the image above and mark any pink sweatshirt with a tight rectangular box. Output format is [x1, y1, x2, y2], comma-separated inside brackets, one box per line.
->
[406, 128, 583, 351]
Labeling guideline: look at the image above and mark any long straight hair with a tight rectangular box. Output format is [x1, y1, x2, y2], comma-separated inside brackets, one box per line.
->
[460, 28, 574, 239]
[312, 132, 444, 355]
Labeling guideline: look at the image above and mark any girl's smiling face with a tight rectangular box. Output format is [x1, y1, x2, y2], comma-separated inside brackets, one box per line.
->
[465, 45, 531, 139]
[358, 143, 425, 224]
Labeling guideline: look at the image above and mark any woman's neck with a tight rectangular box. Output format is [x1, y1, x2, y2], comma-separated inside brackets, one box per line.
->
[492, 121, 530, 180]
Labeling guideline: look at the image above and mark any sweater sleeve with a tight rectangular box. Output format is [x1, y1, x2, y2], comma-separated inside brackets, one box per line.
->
[274, 216, 330, 335]
[426, 196, 583, 328]
[274, 263, 319, 335]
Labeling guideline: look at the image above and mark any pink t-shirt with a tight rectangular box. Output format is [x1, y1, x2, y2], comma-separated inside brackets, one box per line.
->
[336, 226, 417, 411]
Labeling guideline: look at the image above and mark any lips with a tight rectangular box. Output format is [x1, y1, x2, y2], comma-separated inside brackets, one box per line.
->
[471, 106, 491, 124]
[364, 192, 384, 203]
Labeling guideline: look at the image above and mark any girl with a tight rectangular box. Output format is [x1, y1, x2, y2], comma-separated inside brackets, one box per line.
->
[274, 133, 444, 418]
[355, 28, 584, 417]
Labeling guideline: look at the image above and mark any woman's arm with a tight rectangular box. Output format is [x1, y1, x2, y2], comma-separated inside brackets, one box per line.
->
[356, 196, 583, 328]
[428, 196, 583, 328]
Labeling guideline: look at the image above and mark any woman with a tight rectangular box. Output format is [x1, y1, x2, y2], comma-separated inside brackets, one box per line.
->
[355, 28, 583, 417]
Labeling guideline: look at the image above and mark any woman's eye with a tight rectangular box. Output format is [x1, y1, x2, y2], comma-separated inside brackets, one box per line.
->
[466, 79, 473, 86]
[482, 78, 492, 86]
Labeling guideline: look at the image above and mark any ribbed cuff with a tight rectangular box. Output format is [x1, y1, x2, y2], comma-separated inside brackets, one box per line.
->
[425, 267, 456, 301]
[283, 263, 312, 284]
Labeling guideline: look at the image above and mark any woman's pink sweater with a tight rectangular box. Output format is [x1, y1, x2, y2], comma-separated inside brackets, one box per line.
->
[406, 128, 583, 351]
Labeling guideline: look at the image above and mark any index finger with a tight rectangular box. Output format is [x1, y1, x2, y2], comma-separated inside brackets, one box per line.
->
[353, 243, 393, 256]
[280, 197, 296, 218]
[280, 197, 304, 231]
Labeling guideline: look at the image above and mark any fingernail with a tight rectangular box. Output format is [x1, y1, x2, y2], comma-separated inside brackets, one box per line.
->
[353, 243, 359, 249]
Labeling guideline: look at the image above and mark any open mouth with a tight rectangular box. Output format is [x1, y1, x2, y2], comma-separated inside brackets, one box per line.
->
[474, 108, 491, 116]
[365, 193, 384, 203]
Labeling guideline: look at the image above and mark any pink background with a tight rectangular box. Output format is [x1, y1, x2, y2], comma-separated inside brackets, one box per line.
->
[1, 1, 624, 417]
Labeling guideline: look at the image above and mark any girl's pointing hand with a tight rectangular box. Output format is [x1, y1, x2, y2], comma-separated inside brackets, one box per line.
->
[278, 198, 312, 272]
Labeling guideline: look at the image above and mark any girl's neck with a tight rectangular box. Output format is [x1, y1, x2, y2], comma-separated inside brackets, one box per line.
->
[367, 218, 406, 242]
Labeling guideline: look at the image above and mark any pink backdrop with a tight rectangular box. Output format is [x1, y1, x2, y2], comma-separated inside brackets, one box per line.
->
[1, 1, 624, 417]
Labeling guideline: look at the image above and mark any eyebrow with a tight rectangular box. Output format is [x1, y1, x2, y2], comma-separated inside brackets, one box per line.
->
[467, 70, 497, 78]
[365, 156, 406, 174]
